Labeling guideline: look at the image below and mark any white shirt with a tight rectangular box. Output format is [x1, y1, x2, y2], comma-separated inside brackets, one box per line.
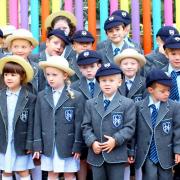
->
[148, 96, 160, 113]
[52, 87, 64, 106]
[125, 76, 135, 90]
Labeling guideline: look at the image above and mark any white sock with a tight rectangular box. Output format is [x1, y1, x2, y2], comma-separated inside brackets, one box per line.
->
[20, 175, 31, 180]
[135, 168, 142, 180]
[2, 175, 13, 180]
[31, 165, 42, 180]
[124, 166, 130, 180]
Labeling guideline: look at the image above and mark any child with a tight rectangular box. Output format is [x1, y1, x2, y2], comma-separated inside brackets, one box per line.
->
[81, 63, 136, 180]
[71, 50, 102, 180]
[33, 56, 84, 180]
[0, 55, 36, 180]
[69, 30, 95, 81]
[5, 28, 46, 94]
[133, 69, 180, 180]
[114, 48, 147, 102]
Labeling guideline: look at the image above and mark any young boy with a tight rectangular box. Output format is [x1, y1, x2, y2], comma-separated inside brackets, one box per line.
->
[81, 63, 136, 180]
[133, 69, 180, 180]
[68, 30, 95, 81]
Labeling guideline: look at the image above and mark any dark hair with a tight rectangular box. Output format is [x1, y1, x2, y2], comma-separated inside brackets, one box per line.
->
[47, 16, 76, 37]
[2, 62, 26, 84]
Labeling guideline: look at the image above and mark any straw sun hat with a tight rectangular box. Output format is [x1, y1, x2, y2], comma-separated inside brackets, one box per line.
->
[0, 55, 34, 83]
[45, 10, 77, 30]
[114, 48, 146, 67]
[39, 56, 75, 77]
[6, 28, 39, 47]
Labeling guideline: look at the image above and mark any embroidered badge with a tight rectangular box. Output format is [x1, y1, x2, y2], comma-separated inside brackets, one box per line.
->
[84, 51, 89, 57]
[162, 121, 171, 134]
[112, 114, 122, 128]
[122, 12, 127, 17]
[65, 109, 74, 122]
[81, 31, 87, 36]
[20, 109, 28, 122]
[169, 30, 175, 35]
[104, 63, 110, 68]
[134, 96, 142, 102]
[109, 16, 114, 21]
[175, 37, 180, 41]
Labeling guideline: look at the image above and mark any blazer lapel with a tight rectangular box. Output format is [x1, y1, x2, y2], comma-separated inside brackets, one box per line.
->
[79, 78, 91, 99]
[0, 89, 8, 128]
[118, 82, 127, 96]
[44, 87, 54, 109]
[64, 45, 73, 58]
[93, 82, 101, 97]
[105, 41, 114, 63]
[94, 93, 105, 118]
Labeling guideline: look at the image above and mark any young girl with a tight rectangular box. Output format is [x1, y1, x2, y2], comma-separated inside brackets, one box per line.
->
[0, 55, 36, 180]
[33, 56, 84, 180]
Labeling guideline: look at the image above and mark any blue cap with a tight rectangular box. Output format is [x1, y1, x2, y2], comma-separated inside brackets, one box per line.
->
[0, 29, 3, 38]
[112, 10, 131, 26]
[71, 30, 95, 43]
[163, 34, 180, 49]
[156, 26, 179, 42]
[95, 63, 123, 81]
[146, 69, 172, 88]
[77, 50, 102, 65]
[104, 15, 125, 31]
[47, 29, 70, 45]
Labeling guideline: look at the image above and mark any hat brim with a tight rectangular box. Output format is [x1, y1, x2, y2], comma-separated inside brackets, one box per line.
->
[39, 61, 75, 77]
[104, 22, 124, 31]
[146, 79, 172, 88]
[45, 11, 77, 29]
[163, 43, 180, 50]
[6, 35, 39, 47]
[0, 55, 34, 83]
[114, 53, 146, 67]
[77, 58, 101, 66]
[72, 37, 95, 43]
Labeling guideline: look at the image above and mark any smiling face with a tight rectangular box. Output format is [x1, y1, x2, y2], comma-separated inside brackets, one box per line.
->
[99, 74, 122, 97]
[166, 48, 180, 69]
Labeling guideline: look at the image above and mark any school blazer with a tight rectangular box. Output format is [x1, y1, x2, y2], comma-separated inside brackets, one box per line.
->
[81, 91, 136, 166]
[71, 77, 101, 100]
[0, 87, 36, 155]
[33, 86, 85, 158]
[135, 96, 180, 169]
[118, 75, 147, 102]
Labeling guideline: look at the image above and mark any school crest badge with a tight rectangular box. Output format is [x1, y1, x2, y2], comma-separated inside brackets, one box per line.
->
[109, 16, 114, 21]
[162, 121, 171, 134]
[134, 96, 142, 102]
[104, 63, 110, 68]
[169, 30, 175, 36]
[82, 30, 87, 36]
[65, 109, 74, 122]
[20, 109, 28, 122]
[175, 37, 180, 41]
[112, 114, 122, 128]
[122, 12, 127, 17]
[84, 51, 89, 57]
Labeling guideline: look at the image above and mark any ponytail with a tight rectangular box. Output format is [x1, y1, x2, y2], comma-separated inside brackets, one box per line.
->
[66, 78, 75, 99]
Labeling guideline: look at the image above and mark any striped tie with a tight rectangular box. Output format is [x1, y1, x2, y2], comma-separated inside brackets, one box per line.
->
[104, 99, 110, 111]
[114, 48, 120, 56]
[149, 104, 159, 164]
[169, 71, 180, 101]
[89, 82, 95, 98]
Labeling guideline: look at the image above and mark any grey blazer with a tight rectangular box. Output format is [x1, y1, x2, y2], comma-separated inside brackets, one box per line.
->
[135, 96, 180, 169]
[81, 91, 136, 166]
[33, 86, 85, 158]
[0, 87, 36, 155]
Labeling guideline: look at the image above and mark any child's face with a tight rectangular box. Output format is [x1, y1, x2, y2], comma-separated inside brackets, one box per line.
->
[106, 25, 125, 45]
[11, 39, 33, 60]
[148, 83, 170, 102]
[72, 42, 93, 54]
[166, 49, 180, 69]
[46, 36, 65, 56]
[45, 67, 68, 90]
[120, 58, 140, 78]
[79, 63, 101, 80]
[53, 19, 70, 36]
[4, 72, 22, 92]
[99, 74, 122, 97]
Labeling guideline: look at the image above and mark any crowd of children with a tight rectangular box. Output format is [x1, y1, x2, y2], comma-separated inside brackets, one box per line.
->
[0, 8, 180, 180]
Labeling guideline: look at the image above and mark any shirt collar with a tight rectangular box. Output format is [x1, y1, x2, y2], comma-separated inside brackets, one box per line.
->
[52, 86, 64, 94]
[168, 64, 180, 74]
[87, 78, 96, 84]
[125, 76, 135, 83]
[103, 92, 116, 101]
[6, 87, 21, 97]
[148, 96, 160, 110]
[112, 40, 124, 52]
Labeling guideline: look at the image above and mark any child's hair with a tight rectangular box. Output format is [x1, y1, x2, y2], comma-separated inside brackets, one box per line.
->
[47, 16, 76, 37]
[106, 24, 126, 33]
[66, 78, 75, 99]
[2, 62, 26, 84]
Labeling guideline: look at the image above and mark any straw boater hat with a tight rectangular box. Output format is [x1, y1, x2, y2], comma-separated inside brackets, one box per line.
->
[0, 25, 16, 37]
[45, 10, 77, 30]
[0, 55, 34, 83]
[114, 48, 146, 67]
[39, 56, 75, 77]
[5, 29, 39, 47]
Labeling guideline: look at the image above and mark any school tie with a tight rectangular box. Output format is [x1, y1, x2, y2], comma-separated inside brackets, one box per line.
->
[125, 80, 132, 96]
[104, 99, 110, 111]
[169, 71, 180, 101]
[114, 48, 120, 56]
[89, 82, 95, 98]
[149, 104, 159, 164]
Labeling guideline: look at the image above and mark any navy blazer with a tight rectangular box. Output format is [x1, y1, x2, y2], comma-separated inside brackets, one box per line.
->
[0, 87, 36, 155]
[34, 86, 85, 158]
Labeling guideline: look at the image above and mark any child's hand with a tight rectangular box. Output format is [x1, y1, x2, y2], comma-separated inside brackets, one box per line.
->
[175, 154, 180, 164]
[72, 152, 80, 160]
[33, 152, 41, 159]
[100, 135, 116, 153]
[92, 141, 102, 154]
[128, 156, 135, 164]
[26, 150, 32, 154]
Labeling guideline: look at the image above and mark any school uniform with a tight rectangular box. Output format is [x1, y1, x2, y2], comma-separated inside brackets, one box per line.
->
[81, 91, 136, 180]
[33, 86, 85, 172]
[0, 87, 36, 172]
[135, 95, 180, 180]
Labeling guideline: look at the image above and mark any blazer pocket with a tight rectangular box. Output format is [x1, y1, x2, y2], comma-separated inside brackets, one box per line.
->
[161, 118, 172, 135]
[111, 112, 124, 129]
[133, 94, 143, 102]
[63, 107, 75, 123]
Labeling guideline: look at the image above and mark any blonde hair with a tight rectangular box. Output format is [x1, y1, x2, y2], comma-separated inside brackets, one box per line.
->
[65, 78, 75, 99]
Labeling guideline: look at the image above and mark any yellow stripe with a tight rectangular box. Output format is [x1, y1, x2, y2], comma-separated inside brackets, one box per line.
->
[0, 0, 7, 26]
